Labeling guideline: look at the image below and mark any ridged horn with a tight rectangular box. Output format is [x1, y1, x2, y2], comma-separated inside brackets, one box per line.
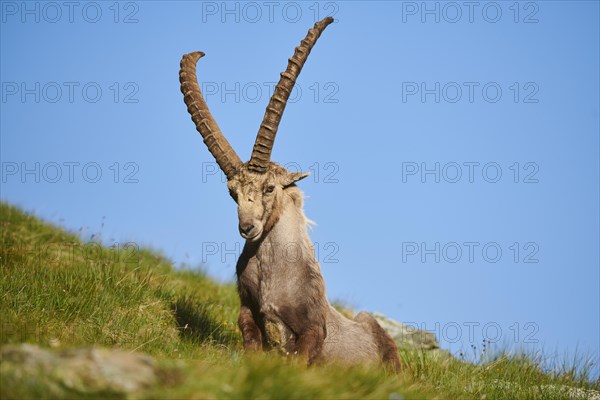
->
[180, 51, 242, 179]
[248, 17, 334, 174]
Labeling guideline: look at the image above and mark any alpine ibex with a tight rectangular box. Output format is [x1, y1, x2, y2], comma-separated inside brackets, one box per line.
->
[180, 17, 400, 370]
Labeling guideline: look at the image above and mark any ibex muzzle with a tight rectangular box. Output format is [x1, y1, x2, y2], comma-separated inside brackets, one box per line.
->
[180, 17, 401, 371]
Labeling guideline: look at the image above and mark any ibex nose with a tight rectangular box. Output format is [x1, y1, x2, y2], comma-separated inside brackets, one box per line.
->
[239, 224, 255, 235]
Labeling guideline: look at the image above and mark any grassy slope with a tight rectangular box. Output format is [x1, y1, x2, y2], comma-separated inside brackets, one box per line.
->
[1, 202, 597, 399]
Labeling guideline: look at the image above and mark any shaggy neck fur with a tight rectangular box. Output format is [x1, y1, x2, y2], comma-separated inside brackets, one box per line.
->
[248, 185, 315, 264]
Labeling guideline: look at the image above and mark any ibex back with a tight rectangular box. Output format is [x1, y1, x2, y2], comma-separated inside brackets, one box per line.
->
[180, 17, 401, 371]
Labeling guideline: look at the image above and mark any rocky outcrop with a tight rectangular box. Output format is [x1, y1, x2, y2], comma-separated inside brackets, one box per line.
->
[0, 344, 160, 398]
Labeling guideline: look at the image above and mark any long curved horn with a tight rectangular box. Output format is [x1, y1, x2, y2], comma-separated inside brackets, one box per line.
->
[248, 17, 334, 174]
[180, 52, 242, 179]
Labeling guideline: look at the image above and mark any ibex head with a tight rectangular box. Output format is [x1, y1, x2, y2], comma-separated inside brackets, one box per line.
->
[180, 17, 333, 241]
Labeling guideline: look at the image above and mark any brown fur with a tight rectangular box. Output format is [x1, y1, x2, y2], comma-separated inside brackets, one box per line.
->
[354, 312, 401, 372]
[237, 306, 263, 351]
[228, 163, 401, 369]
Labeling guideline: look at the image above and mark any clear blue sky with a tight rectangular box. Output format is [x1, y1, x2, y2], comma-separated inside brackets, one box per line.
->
[1, 1, 598, 374]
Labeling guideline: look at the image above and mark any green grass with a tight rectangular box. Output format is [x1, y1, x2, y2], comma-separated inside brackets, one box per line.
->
[1, 202, 598, 399]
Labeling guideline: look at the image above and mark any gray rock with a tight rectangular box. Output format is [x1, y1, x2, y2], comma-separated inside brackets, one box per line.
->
[1, 344, 159, 398]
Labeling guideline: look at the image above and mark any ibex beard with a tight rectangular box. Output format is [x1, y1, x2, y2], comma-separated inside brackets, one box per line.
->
[180, 17, 401, 371]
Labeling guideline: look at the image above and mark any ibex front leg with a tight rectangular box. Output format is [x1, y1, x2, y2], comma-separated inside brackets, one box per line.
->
[238, 305, 263, 351]
[294, 325, 326, 365]
[275, 303, 327, 365]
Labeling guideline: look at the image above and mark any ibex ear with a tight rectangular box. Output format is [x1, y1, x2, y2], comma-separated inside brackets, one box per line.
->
[283, 172, 310, 187]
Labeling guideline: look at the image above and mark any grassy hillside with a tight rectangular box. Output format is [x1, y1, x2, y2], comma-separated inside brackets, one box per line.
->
[1, 202, 598, 399]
